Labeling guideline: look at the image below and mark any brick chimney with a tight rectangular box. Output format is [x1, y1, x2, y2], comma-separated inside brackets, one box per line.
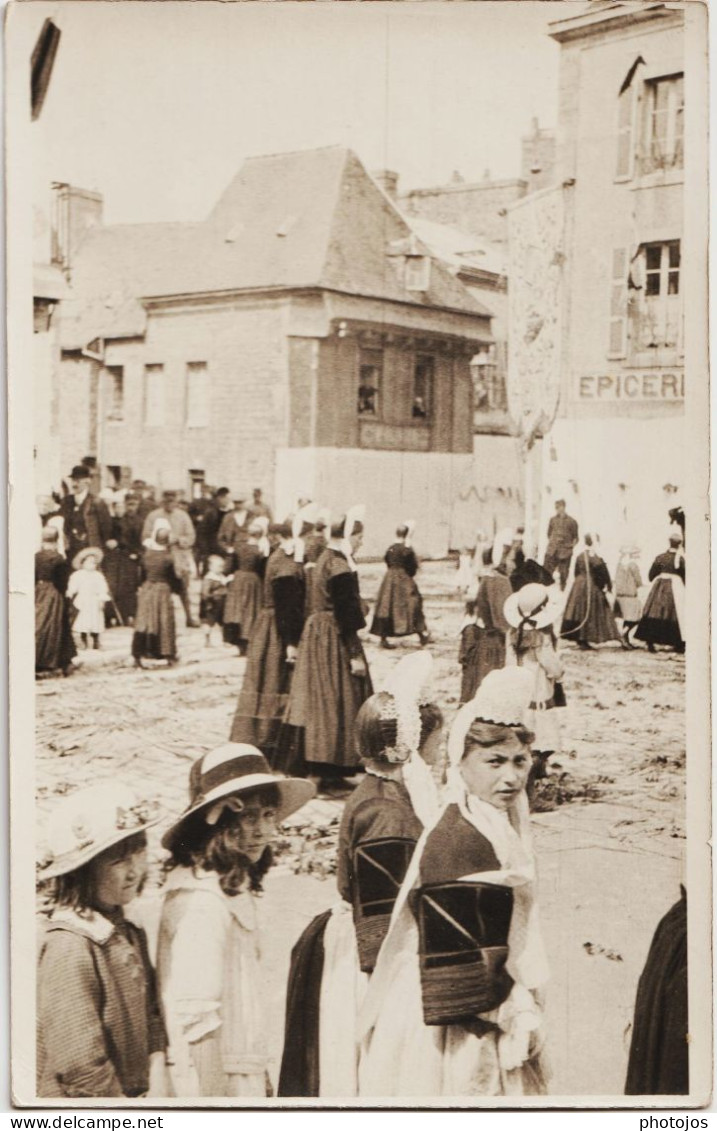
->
[520, 118, 557, 192]
[51, 184, 104, 275]
[372, 169, 400, 200]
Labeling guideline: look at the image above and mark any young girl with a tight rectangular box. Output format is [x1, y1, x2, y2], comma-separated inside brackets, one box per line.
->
[614, 545, 644, 649]
[199, 554, 228, 647]
[358, 667, 549, 1098]
[279, 652, 444, 1097]
[67, 547, 111, 650]
[504, 581, 565, 796]
[157, 743, 315, 1097]
[36, 783, 166, 1098]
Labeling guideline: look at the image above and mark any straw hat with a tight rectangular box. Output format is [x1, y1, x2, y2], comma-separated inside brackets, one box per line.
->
[503, 582, 562, 630]
[37, 783, 161, 880]
[161, 743, 316, 852]
[72, 546, 104, 570]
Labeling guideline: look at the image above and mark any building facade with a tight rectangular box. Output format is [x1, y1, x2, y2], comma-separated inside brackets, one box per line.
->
[510, 2, 688, 568]
[55, 147, 493, 557]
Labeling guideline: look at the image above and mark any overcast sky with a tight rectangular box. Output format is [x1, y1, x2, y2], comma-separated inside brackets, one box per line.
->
[26, 1, 567, 226]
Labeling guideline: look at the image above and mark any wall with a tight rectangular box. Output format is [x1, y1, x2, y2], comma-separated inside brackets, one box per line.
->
[275, 446, 474, 559]
[557, 15, 684, 420]
[401, 179, 527, 248]
[60, 295, 291, 499]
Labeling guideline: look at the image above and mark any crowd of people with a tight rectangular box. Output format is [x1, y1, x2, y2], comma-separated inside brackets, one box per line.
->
[34, 471, 689, 1101]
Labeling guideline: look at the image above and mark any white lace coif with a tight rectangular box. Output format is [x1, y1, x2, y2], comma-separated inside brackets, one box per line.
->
[448, 667, 535, 766]
[380, 652, 434, 763]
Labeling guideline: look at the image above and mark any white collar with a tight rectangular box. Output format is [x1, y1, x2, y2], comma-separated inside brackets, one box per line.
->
[49, 906, 116, 944]
[163, 866, 258, 929]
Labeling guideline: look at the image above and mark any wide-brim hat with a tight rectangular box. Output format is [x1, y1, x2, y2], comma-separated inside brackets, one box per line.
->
[38, 783, 161, 880]
[161, 743, 316, 852]
[503, 582, 563, 630]
[72, 546, 104, 570]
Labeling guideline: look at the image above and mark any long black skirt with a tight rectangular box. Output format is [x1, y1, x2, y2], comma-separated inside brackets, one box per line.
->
[561, 577, 620, 645]
[230, 609, 294, 761]
[35, 581, 76, 673]
[223, 571, 262, 646]
[131, 581, 177, 660]
[634, 578, 683, 648]
[370, 568, 426, 638]
[276, 612, 373, 774]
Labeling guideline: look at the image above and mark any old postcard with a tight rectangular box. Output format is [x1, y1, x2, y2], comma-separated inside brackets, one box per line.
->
[6, 0, 711, 1110]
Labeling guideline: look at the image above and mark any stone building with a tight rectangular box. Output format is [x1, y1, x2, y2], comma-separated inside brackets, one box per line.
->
[55, 146, 494, 557]
[517, 0, 689, 568]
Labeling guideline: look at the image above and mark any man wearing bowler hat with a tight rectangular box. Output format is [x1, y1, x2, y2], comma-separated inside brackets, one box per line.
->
[59, 464, 114, 564]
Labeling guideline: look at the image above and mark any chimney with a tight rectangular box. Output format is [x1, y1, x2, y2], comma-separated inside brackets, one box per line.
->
[520, 118, 557, 193]
[51, 184, 104, 275]
[372, 169, 399, 200]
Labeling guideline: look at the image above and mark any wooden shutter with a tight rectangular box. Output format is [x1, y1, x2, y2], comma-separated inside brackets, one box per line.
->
[608, 248, 628, 357]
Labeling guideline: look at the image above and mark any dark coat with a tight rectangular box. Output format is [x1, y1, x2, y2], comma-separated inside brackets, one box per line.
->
[59, 494, 112, 562]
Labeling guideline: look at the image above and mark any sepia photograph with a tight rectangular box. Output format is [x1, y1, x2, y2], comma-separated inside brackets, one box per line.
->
[6, 0, 711, 1109]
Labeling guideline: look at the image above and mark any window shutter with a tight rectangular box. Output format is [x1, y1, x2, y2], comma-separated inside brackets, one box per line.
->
[616, 87, 634, 178]
[608, 248, 628, 357]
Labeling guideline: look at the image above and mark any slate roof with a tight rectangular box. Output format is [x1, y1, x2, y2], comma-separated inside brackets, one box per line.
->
[60, 146, 490, 348]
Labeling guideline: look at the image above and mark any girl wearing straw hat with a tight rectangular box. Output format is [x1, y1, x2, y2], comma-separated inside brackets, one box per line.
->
[66, 546, 110, 650]
[156, 744, 315, 1097]
[36, 784, 166, 1098]
[504, 581, 565, 798]
[358, 667, 549, 1098]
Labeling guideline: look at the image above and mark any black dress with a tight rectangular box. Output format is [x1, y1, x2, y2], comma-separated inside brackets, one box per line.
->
[131, 550, 182, 662]
[625, 890, 688, 1095]
[634, 551, 685, 649]
[35, 550, 77, 674]
[229, 548, 305, 760]
[103, 514, 143, 625]
[561, 552, 621, 645]
[278, 548, 373, 776]
[459, 570, 512, 703]
[222, 542, 266, 649]
[370, 543, 427, 639]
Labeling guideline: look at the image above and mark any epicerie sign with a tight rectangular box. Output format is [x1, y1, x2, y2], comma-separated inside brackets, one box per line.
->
[578, 372, 684, 400]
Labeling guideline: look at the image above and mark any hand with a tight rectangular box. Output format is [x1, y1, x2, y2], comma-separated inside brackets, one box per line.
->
[147, 1051, 173, 1098]
[350, 657, 367, 677]
[105, 540, 118, 550]
[286, 645, 298, 664]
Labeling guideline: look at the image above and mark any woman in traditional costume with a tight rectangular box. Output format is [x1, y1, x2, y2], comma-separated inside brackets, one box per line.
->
[278, 652, 444, 1098]
[634, 531, 685, 654]
[458, 540, 513, 702]
[229, 522, 306, 762]
[369, 522, 430, 649]
[302, 514, 328, 617]
[277, 505, 373, 786]
[504, 581, 565, 797]
[358, 666, 550, 1098]
[35, 526, 77, 677]
[222, 518, 268, 655]
[561, 534, 620, 650]
[157, 744, 314, 1098]
[131, 523, 182, 668]
[614, 544, 644, 649]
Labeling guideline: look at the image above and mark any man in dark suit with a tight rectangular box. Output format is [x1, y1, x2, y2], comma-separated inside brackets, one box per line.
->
[59, 464, 113, 563]
[543, 499, 579, 590]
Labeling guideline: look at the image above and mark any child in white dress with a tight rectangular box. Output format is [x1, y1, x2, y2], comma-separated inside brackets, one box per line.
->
[67, 548, 111, 649]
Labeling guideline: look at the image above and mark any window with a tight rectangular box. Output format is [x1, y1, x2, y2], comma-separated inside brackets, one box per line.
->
[186, 362, 209, 428]
[358, 350, 382, 416]
[105, 366, 124, 421]
[189, 469, 205, 498]
[628, 241, 681, 353]
[144, 364, 165, 426]
[471, 351, 508, 415]
[412, 355, 434, 420]
[639, 75, 684, 175]
[405, 255, 431, 293]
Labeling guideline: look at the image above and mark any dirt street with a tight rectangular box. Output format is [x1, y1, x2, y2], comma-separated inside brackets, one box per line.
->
[35, 560, 685, 1098]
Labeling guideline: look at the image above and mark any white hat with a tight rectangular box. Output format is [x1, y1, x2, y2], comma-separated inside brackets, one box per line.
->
[503, 582, 562, 630]
[447, 668, 535, 766]
[72, 546, 104, 570]
[38, 783, 160, 880]
[162, 743, 316, 852]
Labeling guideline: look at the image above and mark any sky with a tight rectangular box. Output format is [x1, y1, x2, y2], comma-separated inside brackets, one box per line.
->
[22, 1, 567, 226]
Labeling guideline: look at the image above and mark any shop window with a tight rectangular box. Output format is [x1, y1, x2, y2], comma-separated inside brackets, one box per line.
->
[627, 241, 681, 353]
[186, 361, 209, 428]
[412, 355, 434, 420]
[105, 366, 124, 421]
[144, 364, 165, 426]
[358, 350, 382, 416]
[639, 74, 684, 175]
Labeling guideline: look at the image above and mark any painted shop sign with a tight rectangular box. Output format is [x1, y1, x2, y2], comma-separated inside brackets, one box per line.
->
[578, 372, 684, 400]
